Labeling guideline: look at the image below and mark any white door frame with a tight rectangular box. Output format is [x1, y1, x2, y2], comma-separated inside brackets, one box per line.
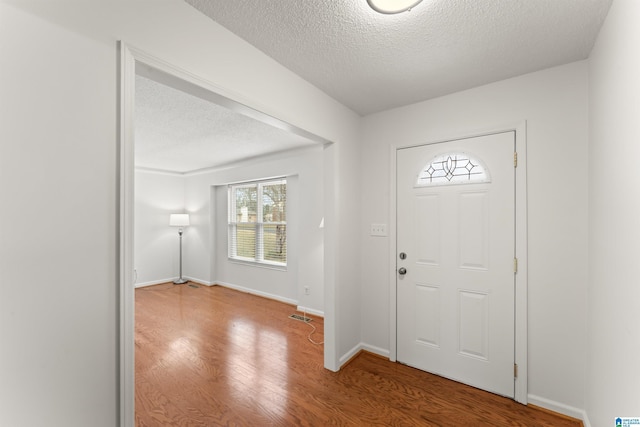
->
[389, 123, 528, 404]
[118, 42, 338, 427]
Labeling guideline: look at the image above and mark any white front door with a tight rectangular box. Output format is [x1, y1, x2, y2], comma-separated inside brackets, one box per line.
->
[396, 131, 515, 398]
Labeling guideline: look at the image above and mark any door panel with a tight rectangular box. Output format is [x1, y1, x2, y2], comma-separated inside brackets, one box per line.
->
[458, 289, 489, 360]
[458, 191, 489, 270]
[415, 284, 440, 347]
[415, 194, 440, 265]
[396, 132, 515, 398]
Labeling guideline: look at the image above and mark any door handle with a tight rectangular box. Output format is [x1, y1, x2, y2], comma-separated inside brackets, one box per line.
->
[398, 267, 407, 275]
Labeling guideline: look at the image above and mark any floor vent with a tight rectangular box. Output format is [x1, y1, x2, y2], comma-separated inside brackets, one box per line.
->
[289, 314, 312, 323]
[188, 284, 200, 288]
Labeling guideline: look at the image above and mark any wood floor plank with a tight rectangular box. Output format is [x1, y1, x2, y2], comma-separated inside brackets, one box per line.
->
[135, 284, 581, 426]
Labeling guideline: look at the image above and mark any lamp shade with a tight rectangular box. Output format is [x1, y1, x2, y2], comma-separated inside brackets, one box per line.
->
[169, 213, 190, 227]
[367, 0, 422, 14]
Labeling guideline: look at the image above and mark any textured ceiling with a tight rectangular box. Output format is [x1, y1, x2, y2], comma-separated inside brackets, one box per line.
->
[138, 0, 612, 173]
[185, 0, 612, 115]
[135, 75, 318, 173]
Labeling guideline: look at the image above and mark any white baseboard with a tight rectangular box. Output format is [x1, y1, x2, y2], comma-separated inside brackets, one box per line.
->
[339, 343, 363, 367]
[215, 281, 298, 306]
[338, 342, 390, 369]
[137, 279, 325, 315]
[135, 278, 175, 288]
[361, 343, 390, 359]
[528, 394, 588, 424]
[184, 277, 214, 286]
[135, 277, 214, 288]
[296, 305, 324, 318]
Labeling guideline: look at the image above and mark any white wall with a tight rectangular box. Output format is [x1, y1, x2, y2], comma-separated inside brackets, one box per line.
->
[360, 62, 590, 415]
[134, 170, 185, 286]
[587, 0, 640, 425]
[0, 5, 118, 426]
[0, 1, 361, 425]
[184, 146, 325, 313]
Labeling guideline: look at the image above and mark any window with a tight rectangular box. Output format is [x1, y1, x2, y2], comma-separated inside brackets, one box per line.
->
[228, 178, 287, 266]
[416, 152, 490, 187]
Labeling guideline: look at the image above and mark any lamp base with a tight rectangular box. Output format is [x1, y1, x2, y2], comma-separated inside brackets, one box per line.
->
[173, 278, 188, 285]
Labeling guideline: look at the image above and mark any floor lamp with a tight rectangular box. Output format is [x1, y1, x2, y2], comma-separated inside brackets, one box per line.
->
[169, 213, 190, 284]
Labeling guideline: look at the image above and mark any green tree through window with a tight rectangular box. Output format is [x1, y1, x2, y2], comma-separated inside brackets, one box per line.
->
[228, 178, 287, 266]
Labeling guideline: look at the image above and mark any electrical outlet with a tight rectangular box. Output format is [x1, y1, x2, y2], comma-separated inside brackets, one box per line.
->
[370, 223, 387, 237]
[304, 286, 310, 295]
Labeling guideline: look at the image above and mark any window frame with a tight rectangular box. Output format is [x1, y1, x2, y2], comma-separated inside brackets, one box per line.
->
[227, 177, 287, 269]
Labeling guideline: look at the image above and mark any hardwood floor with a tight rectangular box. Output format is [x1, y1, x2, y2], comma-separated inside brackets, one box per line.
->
[135, 284, 581, 426]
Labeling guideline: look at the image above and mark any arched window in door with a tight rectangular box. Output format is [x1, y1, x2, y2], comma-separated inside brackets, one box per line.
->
[416, 152, 490, 186]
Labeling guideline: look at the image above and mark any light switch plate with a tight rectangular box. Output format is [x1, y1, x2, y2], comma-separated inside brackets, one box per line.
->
[371, 223, 387, 237]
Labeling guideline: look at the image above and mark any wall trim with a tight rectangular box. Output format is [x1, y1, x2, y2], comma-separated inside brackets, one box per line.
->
[135, 277, 214, 288]
[185, 145, 322, 176]
[134, 278, 175, 288]
[184, 277, 214, 286]
[135, 166, 184, 176]
[528, 394, 588, 425]
[296, 306, 324, 317]
[339, 342, 390, 369]
[135, 277, 324, 315]
[215, 280, 298, 306]
[339, 343, 364, 367]
[118, 41, 136, 427]
[360, 343, 390, 359]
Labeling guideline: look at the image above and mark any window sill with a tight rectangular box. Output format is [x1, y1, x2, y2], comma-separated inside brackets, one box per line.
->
[227, 257, 287, 272]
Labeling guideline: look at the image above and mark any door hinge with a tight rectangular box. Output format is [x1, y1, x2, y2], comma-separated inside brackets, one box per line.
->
[514, 363, 518, 378]
[514, 257, 518, 274]
[514, 152, 518, 168]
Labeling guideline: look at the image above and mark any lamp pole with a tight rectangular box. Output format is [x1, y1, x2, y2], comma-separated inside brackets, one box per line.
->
[169, 213, 190, 284]
[174, 227, 187, 284]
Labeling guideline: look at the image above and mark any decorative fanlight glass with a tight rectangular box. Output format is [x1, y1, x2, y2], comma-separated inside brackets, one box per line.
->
[416, 152, 490, 186]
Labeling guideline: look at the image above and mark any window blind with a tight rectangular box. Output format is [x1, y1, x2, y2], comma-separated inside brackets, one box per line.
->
[228, 178, 287, 266]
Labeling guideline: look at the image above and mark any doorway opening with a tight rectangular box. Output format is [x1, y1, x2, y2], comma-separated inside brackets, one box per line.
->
[119, 43, 337, 426]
